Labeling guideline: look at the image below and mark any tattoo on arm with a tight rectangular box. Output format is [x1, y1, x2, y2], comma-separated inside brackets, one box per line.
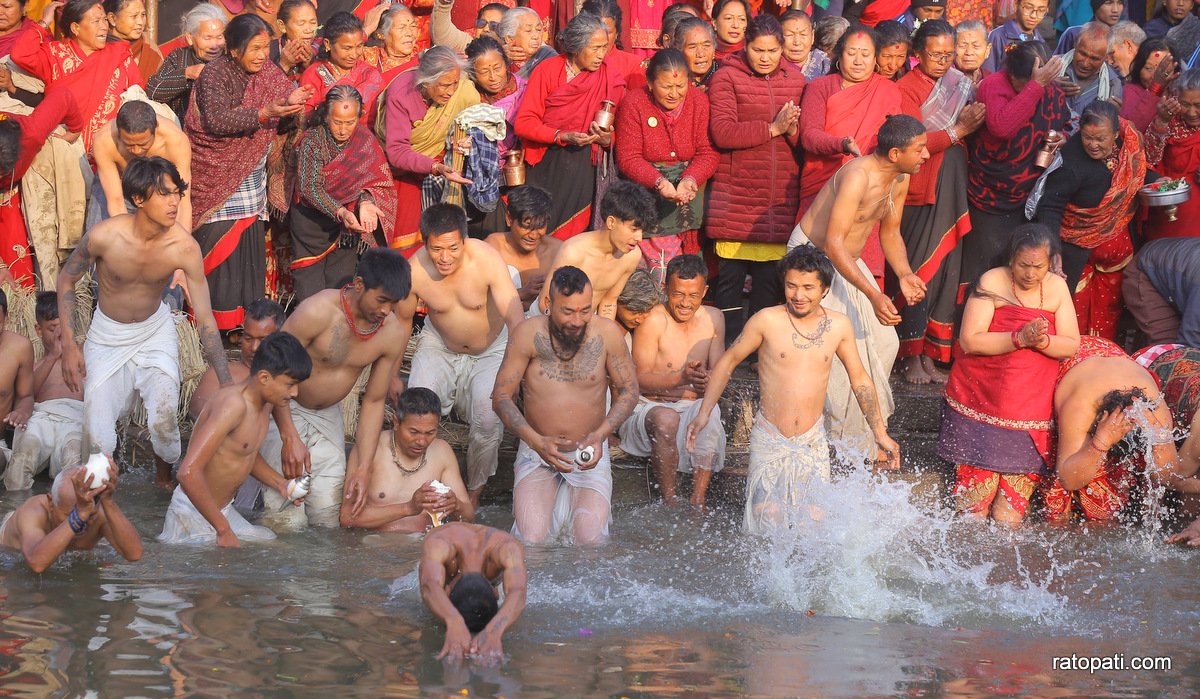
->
[605, 350, 639, 432]
[198, 323, 233, 384]
[852, 383, 883, 432]
[57, 242, 93, 337]
[496, 397, 529, 434]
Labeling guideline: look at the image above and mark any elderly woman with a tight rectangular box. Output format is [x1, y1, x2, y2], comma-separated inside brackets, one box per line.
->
[953, 19, 991, 85]
[939, 224, 1080, 523]
[467, 36, 525, 164]
[712, 0, 750, 60]
[616, 49, 718, 281]
[514, 13, 624, 240]
[707, 15, 805, 339]
[581, 0, 643, 83]
[498, 6, 558, 80]
[299, 12, 383, 115]
[11, 0, 141, 151]
[1144, 68, 1200, 241]
[1121, 39, 1179, 133]
[965, 40, 1069, 283]
[147, 4, 226, 123]
[670, 16, 716, 91]
[781, 10, 829, 81]
[874, 20, 910, 82]
[187, 14, 309, 330]
[103, 0, 159, 81]
[382, 45, 479, 253]
[271, 0, 318, 80]
[362, 4, 419, 85]
[291, 86, 395, 301]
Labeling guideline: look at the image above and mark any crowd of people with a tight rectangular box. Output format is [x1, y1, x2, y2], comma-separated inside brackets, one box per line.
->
[1, 0, 1200, 660]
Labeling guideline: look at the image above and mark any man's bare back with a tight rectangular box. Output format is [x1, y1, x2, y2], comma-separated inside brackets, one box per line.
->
[633, 304, 722, 403]
[798, 157, 906, 259]
[424, 522, 522, 587]
[484, 231, 561, 308]
[539, 230, 641, 319]
[410, 238, 522, 354]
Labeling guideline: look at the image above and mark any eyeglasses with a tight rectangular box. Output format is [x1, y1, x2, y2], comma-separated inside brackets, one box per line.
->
[1018, 5, 1048, 16]
[926, 51, 955, 63]
[475, 19, 499, 31]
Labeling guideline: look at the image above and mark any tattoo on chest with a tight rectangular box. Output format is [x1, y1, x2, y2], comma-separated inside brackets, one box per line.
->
[533, 333, 603, 383]
[326, 323, 350, 365]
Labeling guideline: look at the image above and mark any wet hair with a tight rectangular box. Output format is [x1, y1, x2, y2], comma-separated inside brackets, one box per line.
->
[312, 84, 363, 127]
[558, 13, 606, 57]
[660, 4, 699, 47]
[276, 0, 315, 26]
[122, 156, 188, 205]
[250, 332, 312, 381]
[779, 244, 833, 289]
[466, 35, 510, 70]
[646, 48, 688, 83]
[1131, 38, 1179, 86]
[61, 0, 102, 39]
[814, 16, 850, 55]
[0, 287, 6, 314]
[874, 20, 911, 49]
[549, 265, 591, 299]
[582, 0, 622, 47]
[830, 25, 880, 74]
[318, 11, 363, 60]
[669, 16, 714, 54]
[377, 4, 415, 40]
[876, 114, 925, 154]
[599, 180, 657, 235]
[225, 13, 271, 55]
[395, 386, 441, 421]
[1089, 387, 1149, 461]
[449, 573, 499, 634]
[505, 185, 552, 230]
[1002, 223, 1060, 268]
[665, 254, 707, 284]
[746, 15, 784, 46]
[420, 203, 468, 243]
[355, 247, 412, 300]
[712, 0, 752, 23]
[35, 291, 59, 323]
[181, 2, 226, 36]
[416, 45, 466, 89]
[912, 19, 954, 54]
[0, 120, 22, 177]
[1080, 100, 1120, 132]
[1004, 40, 1049, 80]
[116, 100, 157, 135]
[245, 298, 285, 328]
[497, 7, 539, 41]
[617, 268, 662, 311]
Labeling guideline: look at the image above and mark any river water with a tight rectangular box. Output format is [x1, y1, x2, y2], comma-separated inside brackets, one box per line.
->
[1, 460, 1198, 697]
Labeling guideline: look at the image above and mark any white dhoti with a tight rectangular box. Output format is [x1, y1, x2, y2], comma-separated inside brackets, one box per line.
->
[408, 323, 507, 491]
[5, 398, 85, 490]
[746, 412, 832, 534]
[83, 303, 181, 464]
[512, 440, 612, 546]
[618, 397, 726, 473]
[158, 485, 276, 545]
[260, 401, 345, 529]
[789, 227, 897, 460]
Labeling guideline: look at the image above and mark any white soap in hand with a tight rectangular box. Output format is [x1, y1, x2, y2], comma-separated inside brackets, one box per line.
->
[430, 479, 451, 495]
[426, 480, 452, 527]
[83, 453, 112, 489]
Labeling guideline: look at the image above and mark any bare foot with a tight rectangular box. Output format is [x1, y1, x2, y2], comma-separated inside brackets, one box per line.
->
[901, 356, 931, 385]
[688, 493, 707, 511]
[922, 356, 947, 384]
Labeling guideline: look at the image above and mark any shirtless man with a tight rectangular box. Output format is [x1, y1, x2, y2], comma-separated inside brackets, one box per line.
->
[537, 181, 657, 320]
[164, 333, 312, 546]
[5, 293, 84, 490]
[92, 101, 194, 228]
[340, 387, 473, 532]
[267, 248, 412, 530]
[0, 457, 142, 572]
[0, 289, 33, 475]
[189, 298, 284, 419]
[403, 203, 524, 509]
[57, 156, 233, 488]
[788, 114, 928, 459]
[687, 246, 901, 533]
[493, 266, 640, 545]
[419, 523, 527, 663]
[624, 255, 726, 507]
[483, 185, 561, 312]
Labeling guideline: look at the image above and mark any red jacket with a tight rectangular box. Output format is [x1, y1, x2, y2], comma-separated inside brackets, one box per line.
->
[706, 52, 805, 244]
[615, 86, 719, 190]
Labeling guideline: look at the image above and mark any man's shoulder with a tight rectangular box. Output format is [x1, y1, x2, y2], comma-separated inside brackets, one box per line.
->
[0, 330, 34, 356]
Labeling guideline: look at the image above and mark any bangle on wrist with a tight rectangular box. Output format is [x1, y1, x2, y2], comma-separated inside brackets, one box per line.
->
[1090, 437, 1111, 453]
[1037, 334, 1051, 350]
[68, 507, 88, 535]
[1150, 82, 1165, 96]
[1011, 330, 1021, 349]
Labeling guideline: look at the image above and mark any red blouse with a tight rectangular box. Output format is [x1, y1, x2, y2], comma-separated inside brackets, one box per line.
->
[614, 86, 719, 189]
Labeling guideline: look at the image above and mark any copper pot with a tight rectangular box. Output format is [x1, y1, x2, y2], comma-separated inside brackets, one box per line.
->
[593, 100, 616, 130]
[502, 150, 526, 187]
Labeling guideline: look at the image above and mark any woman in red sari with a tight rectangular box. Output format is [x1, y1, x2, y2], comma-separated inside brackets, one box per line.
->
[299, 12, 382, 119]
[1143, 67, 1200, 241]
[581, 0, 644, 85]
[939, 224, 1081, 523]
[103, 0, 159, 82]
[11, 0, 140, 152]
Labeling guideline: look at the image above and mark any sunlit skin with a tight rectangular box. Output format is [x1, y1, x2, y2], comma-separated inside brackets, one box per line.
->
[599, 16, 619, 52]
[954, 29, 989, 75]
[325, 30, 364, 73]
[187, 18, 227, 62]
[713, 2, 747, 46]
[1071, 34, 1108, 81]
[1177, 89, 1200, 128]
[327, 100, 360, 143]
[1095, 0, 1124, 25]
[876, 41, 908, 80]
[425, 230, 466, 278]
[423, 69, 461, 106]
[71, 4, 110, 54]
[839, 32, 877, 85]
[678, 26, 715, 82]
[1138, 50, 1170, 89]
[476, 6, 504, 39]
[649, 67, 689, 112]
[665, 275, 705, 324]
[234, 31, 272, 74]
[1080, 121, 1117, 161]
[615, 304, 649, 334]
[132, 176, 183, 230]
[1016, 0, 1049, 33]
[1163, 0, 1193, 23]
[507, 219, 548, 254]
[503, 13, 543, 64]
[784, 269, 828, 320]
[917, 35, 956, 80]
[277, 2, 318, 43]
[746, 35, 783, 76]
[0, 0, 23, 35]
[106, 0, 146, 42]
[607, 218, 643, 255]
[571, 28, 610, 73]
[1011, 245, 1050, 292]
[894, 134, 931, 175]
[383, 8, 417, 61]
[782, 16, 814, 66]
[116, 128, 154, 157]
[472, 50, 510, 96]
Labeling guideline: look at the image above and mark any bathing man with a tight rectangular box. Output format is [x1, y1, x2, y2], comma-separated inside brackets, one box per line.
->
[402, 204, 524, 509]
[93, 101, 194, 227]
[57, 156, 233, 488]
[0, 288, 34, 475]
[687, 246, 901, 533]
[484, 185, 561, 312]
[493, 266, 640, 545]
[788, 114, 928, 460]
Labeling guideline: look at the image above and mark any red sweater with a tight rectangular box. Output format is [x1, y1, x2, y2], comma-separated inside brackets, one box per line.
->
[614, 86, 719, 189]
[897, 69, 955, 207]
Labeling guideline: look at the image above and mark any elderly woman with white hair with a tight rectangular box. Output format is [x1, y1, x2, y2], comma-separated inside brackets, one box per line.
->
[498, 6, 558, 80]
[147, 3, 227, 123]
[362, 3, 420, 86]
[382, 45, 479, 253]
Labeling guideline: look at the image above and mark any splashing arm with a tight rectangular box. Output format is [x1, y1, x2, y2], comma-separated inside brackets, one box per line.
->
[687, 316, 762, 453]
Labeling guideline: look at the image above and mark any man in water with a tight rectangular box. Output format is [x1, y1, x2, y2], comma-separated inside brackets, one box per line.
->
[624, 255, 726, 507]
[189, 298, 284, 419]
[403, 204, 524, 509]
[687, 246, 901, 533]
[5, 293, 83, 490]
[537, 181, 657, 320]
[266, 248, 412, 529]
[0, 288, 33, 475]
[92, 101, 194, 228]
[493, 266, 640, 545]
[419, 522, 527, 663]
[788, 114, 928, 461]
[0, 457, 142, 572]
[340, 387, 473, 532]
[57, 157, 233, 488]
[484, 185, 561, 312]
[165, 333, 312, 547]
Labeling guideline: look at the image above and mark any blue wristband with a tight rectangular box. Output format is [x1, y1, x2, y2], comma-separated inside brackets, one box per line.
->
[68, 508, 87, 535]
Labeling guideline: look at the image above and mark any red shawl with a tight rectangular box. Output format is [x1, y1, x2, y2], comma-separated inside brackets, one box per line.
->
[0, 20, 35, 58]
[800, 73, 899, 199]
[860, 0, 910, 26]
[322, 126, 397, 240]
[300, 60, 384, 117]
[1149, 121, 1200, 239]
[531, 58, 624, 165]
[1060, 119, 1146, 250]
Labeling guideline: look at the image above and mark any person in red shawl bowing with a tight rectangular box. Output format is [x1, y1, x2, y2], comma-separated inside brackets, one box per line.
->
[103, 0, 159, 83]
[299, 12, 382, 121]
[1144, 68, 1200, 241]
[0, 88, 83, 288]
[11, 0, 141, 152]
[186, 14, 311, 331]
[291, 85, 395, 303]
[514, 13, 624, 241]
[1030, 103, 1155, 341]
[939, 225, 1081, 524]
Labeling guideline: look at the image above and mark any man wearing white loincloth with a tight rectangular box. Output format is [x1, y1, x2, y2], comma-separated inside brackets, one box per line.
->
[6, 293, 84, 490]
[493, 266, 640, 546]
[163, 333, 312, 546]
[266, 248, 412, 530]
[57, 157, 233, 488]
[402, 204, 524, 509]
[624, 255, 726, 507]
[687, 246, 902, 533]
[0, 289, 34, 475]
[786, 114, 929, 461]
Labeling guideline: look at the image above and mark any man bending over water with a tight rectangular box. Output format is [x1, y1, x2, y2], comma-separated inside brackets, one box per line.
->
[688, 246, 901, 532]
[420, 522, 527, 663]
